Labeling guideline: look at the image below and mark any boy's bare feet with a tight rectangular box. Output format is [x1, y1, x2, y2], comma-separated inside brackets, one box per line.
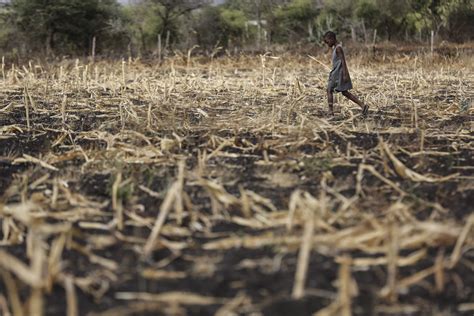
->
[329, 105, 334, 116]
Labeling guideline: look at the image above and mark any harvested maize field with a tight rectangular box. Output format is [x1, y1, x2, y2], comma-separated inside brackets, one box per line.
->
[0, 47, 473, 316]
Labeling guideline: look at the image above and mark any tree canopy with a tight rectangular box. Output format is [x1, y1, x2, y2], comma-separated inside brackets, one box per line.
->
[10, 0, 120, 55]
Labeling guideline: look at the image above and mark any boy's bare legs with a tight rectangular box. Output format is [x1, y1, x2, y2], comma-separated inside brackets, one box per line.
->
[342, 91, 368, 115]
[327, 89, 335, 115]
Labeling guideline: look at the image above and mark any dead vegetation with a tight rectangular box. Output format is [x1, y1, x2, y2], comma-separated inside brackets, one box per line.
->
[0, 49, 473, 316]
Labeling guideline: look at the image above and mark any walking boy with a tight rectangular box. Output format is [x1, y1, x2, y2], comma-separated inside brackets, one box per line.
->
[323, 31, 368, 116]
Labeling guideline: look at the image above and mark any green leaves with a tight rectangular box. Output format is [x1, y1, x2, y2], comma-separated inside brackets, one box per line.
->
[220, 8, 246, 33]
[10, 0, 120, 55]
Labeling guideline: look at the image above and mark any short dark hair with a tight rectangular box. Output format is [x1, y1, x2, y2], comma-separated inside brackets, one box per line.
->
[323, 31, 336, 40]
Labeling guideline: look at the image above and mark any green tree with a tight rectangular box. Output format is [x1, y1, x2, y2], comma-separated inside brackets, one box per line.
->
[11, 0, 120, 56]
[355, 0, 380, 39]
[193, 6, 247, 50]
[223, 0, 282, 46]
[443, 0, 474, 41]
[147, 0, 207, 44]
[121, 2, 163, 55]
[193, 6, 223, 49]
[0, 3, 17, 53]
[315, 0, 355, 40]
[354, 0, 474, 41]
[416, 0, 474, 40]
[273, 0, 321, 42]
[220, 8, 247, 44]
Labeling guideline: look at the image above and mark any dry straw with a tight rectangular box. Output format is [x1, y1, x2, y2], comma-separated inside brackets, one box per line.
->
[0, 47, 472, 315]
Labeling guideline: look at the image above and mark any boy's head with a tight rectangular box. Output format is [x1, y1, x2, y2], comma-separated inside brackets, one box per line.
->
[323, 31, 337, 47]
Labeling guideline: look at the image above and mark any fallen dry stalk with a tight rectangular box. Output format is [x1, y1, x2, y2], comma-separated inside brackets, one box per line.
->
[338, 256, 353, 316]
[112, 172, 123, 230]
[64, 276, 78, 316]
[292, 206, 315, 299]
[0, 270, 24, 316]
[115, 291, 225, 305]
[143, 181, 180, 257]
[382, 223, 400, 302]
[381, 140, 459, 183]
[449, 214, 474, 268]
[13, 154, 59, 172]
[0, 250, 44, 288]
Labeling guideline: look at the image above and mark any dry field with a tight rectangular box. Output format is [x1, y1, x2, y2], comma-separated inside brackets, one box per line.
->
[0, 47, 473, 316]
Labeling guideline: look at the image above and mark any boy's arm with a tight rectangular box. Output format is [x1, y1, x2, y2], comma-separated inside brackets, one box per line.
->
[336, 46, 350, 82]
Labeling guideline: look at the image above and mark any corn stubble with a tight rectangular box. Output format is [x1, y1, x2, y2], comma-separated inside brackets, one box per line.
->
[0, 49, 473, 315]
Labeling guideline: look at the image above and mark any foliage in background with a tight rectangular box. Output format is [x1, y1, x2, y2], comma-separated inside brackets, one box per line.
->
[10, 0, 121, 56]
[121, 2, 163, 55]
[273, 0, 321, 42]
[0, 0, 472, 57]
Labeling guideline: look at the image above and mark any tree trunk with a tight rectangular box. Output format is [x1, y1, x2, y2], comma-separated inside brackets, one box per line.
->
[162, 11, 171, 51]
[351, 25, 356, 42]
[157, 33, 162, 62]
[372, 29, 377, 56]
[127, 41, 132, 59]
[46, 29, 53, 57]
[256, 0, 261, 50]
[430, 30, 434, 57]
[91, 36, 96, 63]
[165, 30, 171, 51]
[139, 27, 147, 55]
[362, 19, 368, 43]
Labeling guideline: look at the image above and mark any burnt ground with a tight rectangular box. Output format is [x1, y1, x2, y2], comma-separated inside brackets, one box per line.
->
[0, 54, 473, 316]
